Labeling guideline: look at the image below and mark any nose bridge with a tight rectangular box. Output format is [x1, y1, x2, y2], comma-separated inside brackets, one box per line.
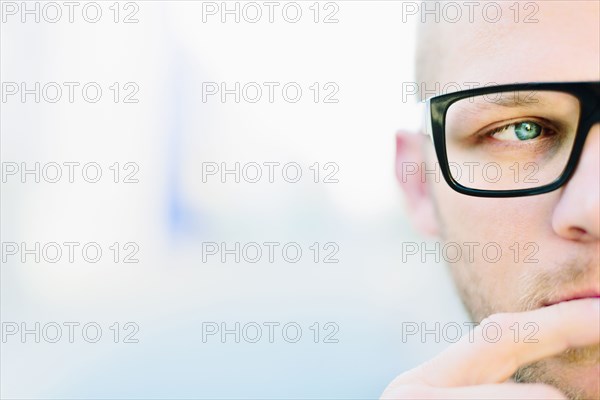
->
[577, 120, 599, 166]
[553, 120, 600, 240]
[579, 121, 599, 225]
[578, 121, 599, 181]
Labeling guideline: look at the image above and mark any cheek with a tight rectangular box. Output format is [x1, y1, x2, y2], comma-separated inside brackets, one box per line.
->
[431, 181, 512, 316]
[429, 174, 560, 316]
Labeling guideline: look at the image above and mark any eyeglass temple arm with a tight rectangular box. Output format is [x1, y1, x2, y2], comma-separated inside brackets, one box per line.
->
[418, 98, 435, 142]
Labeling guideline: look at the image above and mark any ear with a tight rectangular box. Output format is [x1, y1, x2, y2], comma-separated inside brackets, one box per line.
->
[395, 131, 440, 237]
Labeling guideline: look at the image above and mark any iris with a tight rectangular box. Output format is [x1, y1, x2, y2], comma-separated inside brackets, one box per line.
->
[514, 121, 542, 140]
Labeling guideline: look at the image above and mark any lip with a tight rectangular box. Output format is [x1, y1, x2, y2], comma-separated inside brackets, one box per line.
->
[543, 291, 600, 307]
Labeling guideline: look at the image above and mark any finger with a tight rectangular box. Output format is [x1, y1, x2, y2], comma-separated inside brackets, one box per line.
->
[398, 298, 600, 387]
[381, 382, 567, 400]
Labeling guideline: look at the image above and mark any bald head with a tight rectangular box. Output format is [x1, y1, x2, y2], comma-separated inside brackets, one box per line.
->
[414, 1, 600, 98]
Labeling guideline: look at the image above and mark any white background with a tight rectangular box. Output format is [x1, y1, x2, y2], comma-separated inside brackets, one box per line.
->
[1, 1, 467, 398]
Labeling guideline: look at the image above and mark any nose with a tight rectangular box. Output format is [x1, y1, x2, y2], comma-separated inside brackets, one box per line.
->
[552, 123, 600, 240]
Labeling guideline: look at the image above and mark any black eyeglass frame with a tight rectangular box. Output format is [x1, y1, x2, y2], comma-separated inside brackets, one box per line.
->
[425, 81, 600, 198]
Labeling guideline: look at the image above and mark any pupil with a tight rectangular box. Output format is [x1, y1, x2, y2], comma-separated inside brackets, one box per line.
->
[515, 122, 541, 140]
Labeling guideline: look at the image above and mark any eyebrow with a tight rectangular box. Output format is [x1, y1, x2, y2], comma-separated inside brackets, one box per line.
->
[490, 91, 542, 107]
[446, 92, 551, 124]
[478, 91, 545, 108]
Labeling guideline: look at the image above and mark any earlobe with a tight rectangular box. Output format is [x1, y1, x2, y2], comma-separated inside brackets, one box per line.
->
[395, 131, 440, 237]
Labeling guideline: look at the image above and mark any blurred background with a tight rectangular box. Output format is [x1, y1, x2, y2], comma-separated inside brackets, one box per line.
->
[1, 1, 468, 398]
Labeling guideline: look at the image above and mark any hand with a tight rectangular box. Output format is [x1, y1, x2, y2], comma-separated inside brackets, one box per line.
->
[381, 298, 600, 399]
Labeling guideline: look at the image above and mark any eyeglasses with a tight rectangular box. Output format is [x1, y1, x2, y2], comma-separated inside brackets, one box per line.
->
[423, 81, 600, 197]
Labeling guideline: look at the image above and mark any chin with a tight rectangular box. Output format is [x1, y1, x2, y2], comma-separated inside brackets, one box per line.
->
[516, 347, 600, 400]
[554, 362, 600, 400]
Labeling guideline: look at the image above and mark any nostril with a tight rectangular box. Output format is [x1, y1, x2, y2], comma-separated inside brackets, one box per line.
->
[568, 227, 587, 239]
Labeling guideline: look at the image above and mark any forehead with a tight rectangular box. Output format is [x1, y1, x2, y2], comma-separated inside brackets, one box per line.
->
[429, 1, 599, 85]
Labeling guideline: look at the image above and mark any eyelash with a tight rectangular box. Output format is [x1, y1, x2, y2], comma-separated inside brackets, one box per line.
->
[482, 118, 556, 140]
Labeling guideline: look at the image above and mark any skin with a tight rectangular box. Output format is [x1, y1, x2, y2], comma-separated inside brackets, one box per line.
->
[384, 2, 600, 399]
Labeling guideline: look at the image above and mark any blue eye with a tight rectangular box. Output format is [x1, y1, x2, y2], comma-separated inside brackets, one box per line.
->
[490, 120, 545, 142]
[514, 121, 542, 140]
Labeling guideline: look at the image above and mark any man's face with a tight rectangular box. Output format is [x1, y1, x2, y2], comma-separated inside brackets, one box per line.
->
[402, 2, 599, 399]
